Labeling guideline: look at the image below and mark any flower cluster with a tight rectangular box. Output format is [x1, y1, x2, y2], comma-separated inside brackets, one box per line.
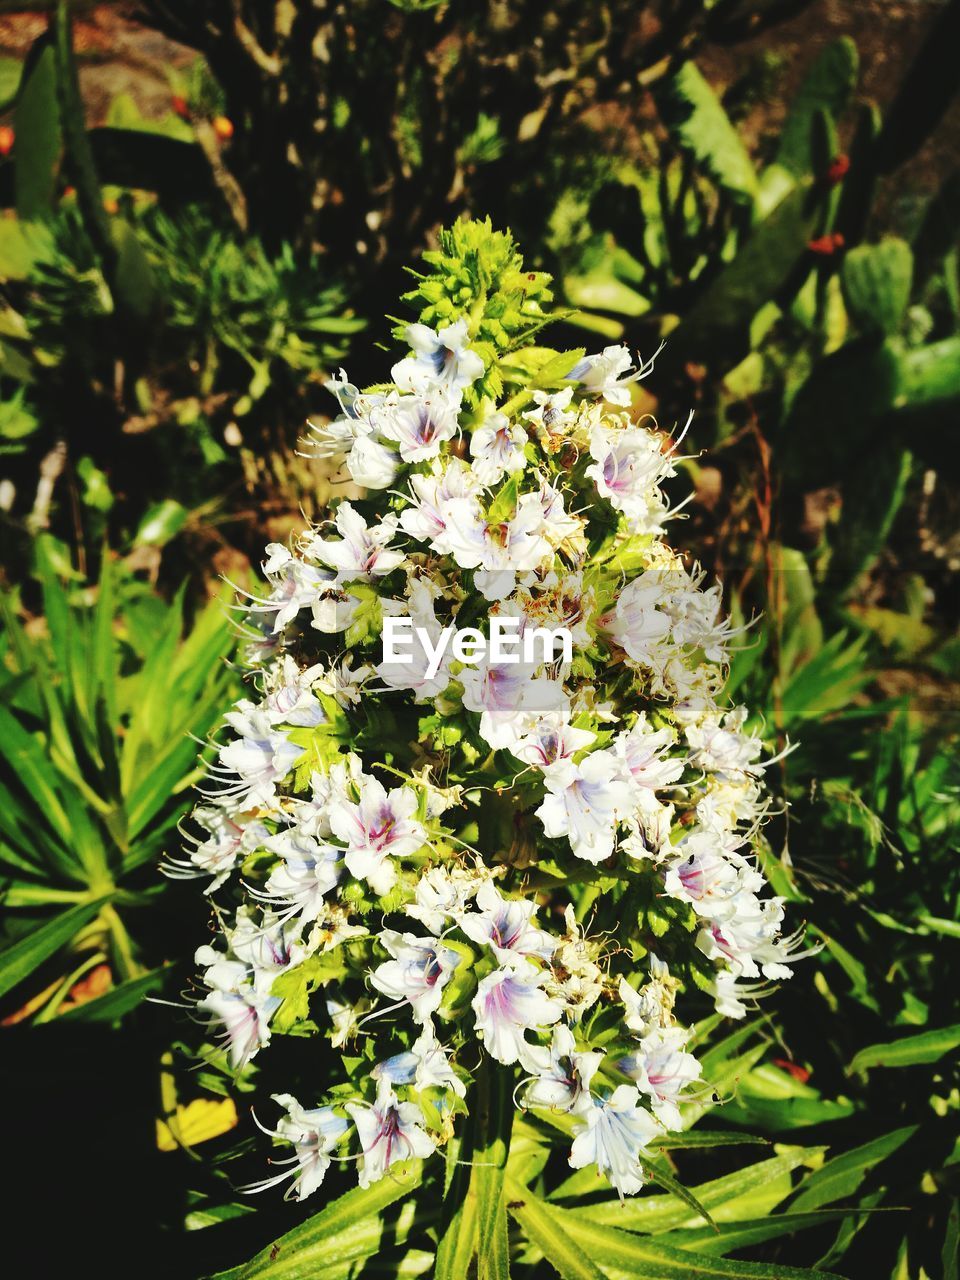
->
[170, 222, 810, 1203]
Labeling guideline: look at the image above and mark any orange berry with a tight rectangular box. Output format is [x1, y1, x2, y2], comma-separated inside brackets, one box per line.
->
[103, 196, 119, 215]
[213, 115, 234, 141]
[0, 125, 13, 156]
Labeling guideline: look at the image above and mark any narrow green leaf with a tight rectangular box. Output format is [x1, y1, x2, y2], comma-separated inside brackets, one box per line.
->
[848, 1024, 960, 1074]
[475, 1062, 513, 1276]
[0, 897, 109, 998]
[550, 1204, 847, 1279]
[790, 1127, 917, 1211]
[663, 1210, 857, 1257]
[653, 1131, 769, 1151]
[434, 1180, 478, 1280]
[644, 1164, 716, 1229]
[565, 1148, 824, 1233]
[211, 1161, 424, 1279]
[504, 1178, 606, 1280]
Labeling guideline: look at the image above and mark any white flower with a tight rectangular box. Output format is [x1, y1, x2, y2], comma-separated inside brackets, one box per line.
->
[259, 545, 335, 632]
[258, 831, 343, 924]
[460, 658, 567, 751]
[461, 880, 556, 964]
[439, 493, 553, 600]
[470, 412, 528, 485]
[685, 709, 767, 780]
[621, 802, 676, 861]
[471, 963, 563, 1067]
[569, 1085, 662, 1198]
[373, 1024, 466, 1097]
[260, 657, 327, 728]
[662, 832, 762, 919]
[603, 575, 672, 665]
[227, 908, 307, 976]
[315, 656, 374, 709]
[523, 386, 575, 435]
[328, 776, 426, 894]
[511, 713, 596, 772]
[309, 583, 363, 635]
[346, 435, 400, 490]
[618, 960, 677, 1037]
[307, 502, 405, 579]
[165, 805, 269, 891]
[211, 707, 303, 808]
[534, 479, 583, 547]
[305, 371, 384, 462]
[404, 864, 486, 934]
[346, 1080, 436, 1187]
[249, 1094, 349, 1201]
[198, 983, 279, 1069]
[523, 1023, 603, 1111]
[536, 749, 635, 863]
[399, 459, 482, 544]
[391, 319, 484, 394]
[586, 424, 674, 532]
[711, 970, 769, 1019]
[370, 929, 461, 1023]
[614, 715, 683, 793]
[375, 388, 461, 463]
[570, 344, 660, 406]
[618, 1027, 701, 1130]
[377, 579, 454, 703]
[696, 893, 810, 982]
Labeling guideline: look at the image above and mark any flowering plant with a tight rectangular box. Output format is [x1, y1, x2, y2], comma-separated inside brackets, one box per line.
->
[172, 220, 812, 1237]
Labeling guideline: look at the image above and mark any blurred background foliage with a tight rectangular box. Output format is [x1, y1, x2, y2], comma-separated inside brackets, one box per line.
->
[0, 1, 957, 1277]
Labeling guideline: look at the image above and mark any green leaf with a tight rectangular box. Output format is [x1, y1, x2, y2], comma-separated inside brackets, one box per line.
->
[14, 38, 60, 220]
[943, 1201, 959, 1280]
[790, 1127, 917, 1211]
[210, 1161, 424, 1279]
[776, 38, 858, 177]
[841, 239, 914, 337]
[643, 1164, 716, 1229]
[0, 217, 55, 282]
[509, 1186, 844, 1280]
[565, 1148, 824, 1233]
[848, 1024, 960, 1074]
[134, 499, 190, 548]
[434, 1175, 479, 1280]
[504, 1178, 606, 1280]
[475, 1063, 513, 1279]
[667, 183, 822, 363]
[487, 474, 520, 525]
[0, 55, 23, 110]
[652, 1131, 769, 1151]
[663, 1210, 857, 1258]
[0, 896, 109, 999]
[658, 61, 757, 203]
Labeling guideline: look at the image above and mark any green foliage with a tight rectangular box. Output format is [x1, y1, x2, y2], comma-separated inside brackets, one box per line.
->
[841, 239, 914, 337]
[0, 537, 238, 1021]
[139, 205, 363, 416]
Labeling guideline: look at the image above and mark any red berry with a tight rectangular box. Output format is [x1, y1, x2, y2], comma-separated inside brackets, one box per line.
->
[826, 154, 850, 184]
[0, 125, 14, 157]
